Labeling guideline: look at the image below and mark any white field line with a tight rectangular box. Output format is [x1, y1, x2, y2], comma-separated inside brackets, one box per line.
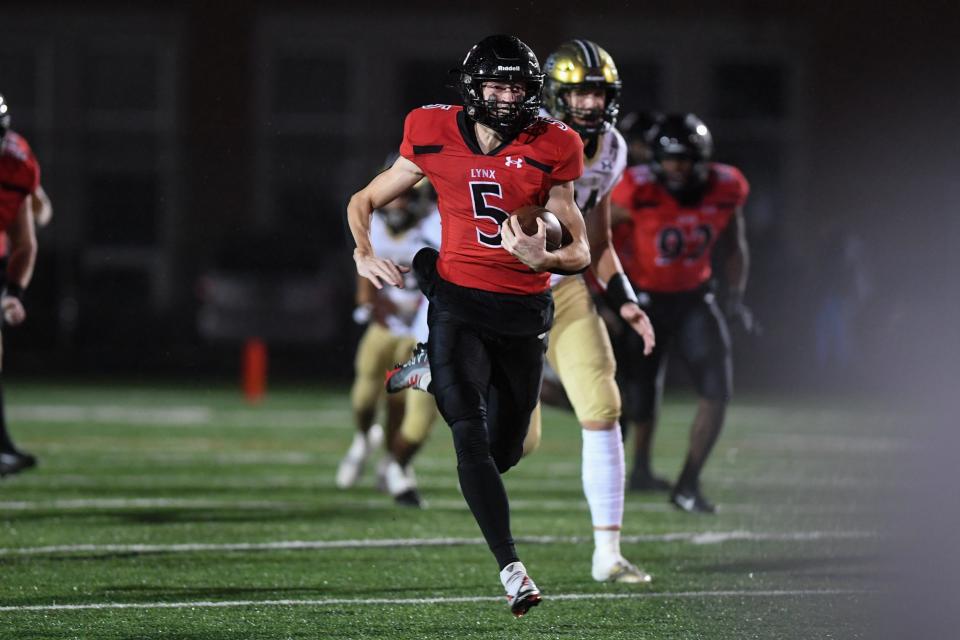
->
[0, 498, 301, 511]
[7, 403, 910, 452]
[0, 496, 881, 515]
[9, 470, 885, 492]
[0, 530, 876, 557]
[0, 589, 870, 613]
[6, 405, 349, 428]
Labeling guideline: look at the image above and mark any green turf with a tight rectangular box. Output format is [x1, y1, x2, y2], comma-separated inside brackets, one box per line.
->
[0, 382, 893, 638]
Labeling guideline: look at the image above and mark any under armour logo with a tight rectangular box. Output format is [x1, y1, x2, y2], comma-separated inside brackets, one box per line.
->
[505, 156, 524, 168]
[601, 160, 614, 171]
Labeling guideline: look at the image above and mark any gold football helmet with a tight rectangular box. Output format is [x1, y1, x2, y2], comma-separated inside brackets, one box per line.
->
[543, 39, 622, 137]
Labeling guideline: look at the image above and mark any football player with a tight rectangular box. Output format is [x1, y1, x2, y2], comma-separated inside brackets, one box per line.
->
[0, 93, 42, 478]
[611, 114, 751, 513]
[518, 39, 656, 584]
[618, 110, 663, 167]
[348, 35, 590, 616]
[336, 174, 440, 508]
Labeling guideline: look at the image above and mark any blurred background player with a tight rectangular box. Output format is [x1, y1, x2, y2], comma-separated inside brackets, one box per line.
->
[618, 110, 663, 167]
[611, 113, 750, 513]
[520, 39, 656, 584]
[0, 93, 43, 478]
[355, 35, 590, 616]
[336, 171, 440, 507]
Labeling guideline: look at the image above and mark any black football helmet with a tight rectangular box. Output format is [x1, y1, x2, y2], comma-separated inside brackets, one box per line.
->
[648, 113, 713, 202]
[619, 111, 664, 164]
[455, 35, 544, 138]
[0, 94, 10, 144]
[543, 39, 622, 138]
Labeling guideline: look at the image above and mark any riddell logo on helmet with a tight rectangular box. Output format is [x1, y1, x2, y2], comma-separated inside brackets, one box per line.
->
[497, 65, 521, 71]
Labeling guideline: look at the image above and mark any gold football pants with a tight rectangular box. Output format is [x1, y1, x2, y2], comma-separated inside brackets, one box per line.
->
[524, 276, 621, 454]
[350, 322, 437, 444]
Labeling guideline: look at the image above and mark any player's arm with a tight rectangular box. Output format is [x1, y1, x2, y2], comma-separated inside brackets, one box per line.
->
[30, 185, 53, 228]
[588, 192, 654, 355]
[2, 197, 39, 326]
[501, 180, 590, 273]
[352, 275, 376, 325]
[718, 206, 755, 332]
[721, 206, 749, 302]
[609, 201, 631, 226]
[347, 155, 424, 289]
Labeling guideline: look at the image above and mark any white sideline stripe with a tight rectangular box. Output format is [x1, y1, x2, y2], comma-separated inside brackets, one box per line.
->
[0, 496, 878, 516]
[6, 405, 349, 428]
[0, 498, 299, 511]
[0, 589, 868, 613]
[0, 531, 874, 556]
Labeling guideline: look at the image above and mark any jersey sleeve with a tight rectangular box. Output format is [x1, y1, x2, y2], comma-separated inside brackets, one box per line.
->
[551, 128, 584, 183]
[398, 109, 421, 162]
[0, 138, 40, 195]
[732, 167, 750, 206]
[607, 129, 629, 195]
[714, 164, 750, 207]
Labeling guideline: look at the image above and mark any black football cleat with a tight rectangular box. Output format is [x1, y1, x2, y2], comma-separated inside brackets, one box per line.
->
[394, 488, 424, 509]
[628, 469, 672, 492]
[0, 450, 37, 478]
[670, 487, 716, 514]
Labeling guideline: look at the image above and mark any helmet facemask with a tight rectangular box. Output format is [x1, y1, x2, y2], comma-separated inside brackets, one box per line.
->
[455, 35, 545, 138]
[649, 114, 714, 205]
[462, 75, 543, 138]
[552, 83, 621, 138]
[0, 95, 10, 145]
[543, 40, 622, 139]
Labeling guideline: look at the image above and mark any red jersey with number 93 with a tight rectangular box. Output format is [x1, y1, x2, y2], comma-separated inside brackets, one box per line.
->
[611, 163, 749, 293]
[399, 105, 583, 295]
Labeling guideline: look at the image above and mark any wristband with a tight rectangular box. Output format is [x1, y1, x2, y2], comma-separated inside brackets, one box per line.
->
[4, 283, 24, 301]
[603, 273, 638, 311]
[352, 304, 373, 325]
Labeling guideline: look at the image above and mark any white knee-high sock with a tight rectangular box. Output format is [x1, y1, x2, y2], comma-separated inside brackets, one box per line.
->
[581, 424, 625, 534]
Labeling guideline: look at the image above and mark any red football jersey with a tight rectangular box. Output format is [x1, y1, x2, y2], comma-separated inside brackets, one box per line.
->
[399, 105, 583, 295]
[611, 163, 749, 293]
[0, 131, 40, 235]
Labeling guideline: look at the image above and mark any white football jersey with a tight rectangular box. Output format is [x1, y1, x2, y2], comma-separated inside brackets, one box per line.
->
[370, 207, 439, 335]
[551, 124, 628, 287]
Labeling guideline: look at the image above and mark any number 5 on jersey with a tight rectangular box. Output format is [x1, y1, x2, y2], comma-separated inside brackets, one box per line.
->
[470, 181, 509, 248]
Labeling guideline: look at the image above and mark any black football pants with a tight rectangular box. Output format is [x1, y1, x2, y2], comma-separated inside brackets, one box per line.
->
[618, 289, 732, 424]
[416, 251, 546, 570]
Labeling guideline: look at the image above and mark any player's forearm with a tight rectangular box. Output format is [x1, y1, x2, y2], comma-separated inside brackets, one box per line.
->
[591, 241, 624, 285]
[726, 247, 749, 296]
[6, 242, 37, 290]
[347, 192, 376, 257]
[32, 186, 53, 228]
[355, 276, 375, 306]
[542, 235, 590, 273]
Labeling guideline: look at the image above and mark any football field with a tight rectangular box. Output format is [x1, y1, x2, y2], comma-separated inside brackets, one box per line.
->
[0, 382, 893, 639]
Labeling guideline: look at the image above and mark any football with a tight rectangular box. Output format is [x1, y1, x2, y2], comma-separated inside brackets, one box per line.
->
[512, 205, 570, 251]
